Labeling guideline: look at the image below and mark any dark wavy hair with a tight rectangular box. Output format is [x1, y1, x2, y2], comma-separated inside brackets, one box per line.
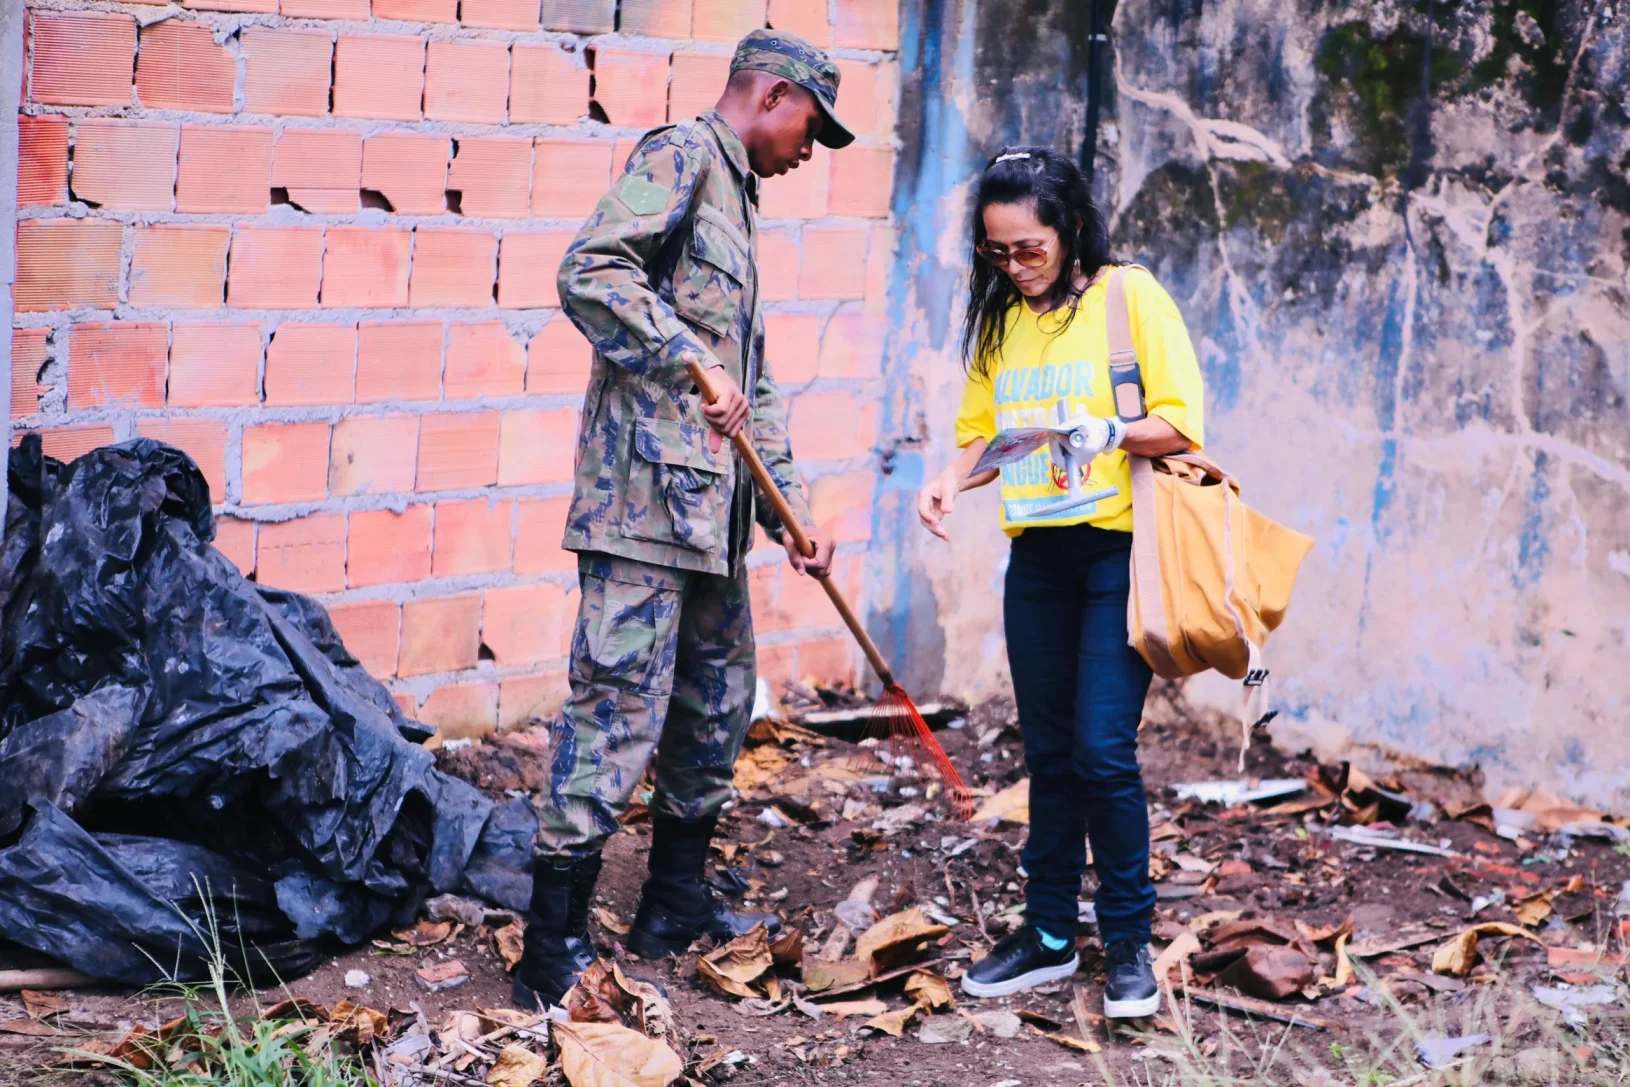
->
[959, 146, 1115, 378]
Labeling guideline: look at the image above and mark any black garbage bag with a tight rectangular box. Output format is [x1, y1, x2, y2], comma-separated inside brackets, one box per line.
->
[0, 436, 537, 985]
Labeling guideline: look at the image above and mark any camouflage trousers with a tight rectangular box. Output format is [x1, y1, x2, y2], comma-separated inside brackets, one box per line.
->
[536, 552, 756, 857]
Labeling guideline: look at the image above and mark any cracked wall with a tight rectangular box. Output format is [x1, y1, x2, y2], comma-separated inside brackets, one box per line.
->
[878, 0, 1630, 806]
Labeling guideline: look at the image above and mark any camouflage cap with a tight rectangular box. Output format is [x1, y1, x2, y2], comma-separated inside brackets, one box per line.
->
[730, 29, 856, 149]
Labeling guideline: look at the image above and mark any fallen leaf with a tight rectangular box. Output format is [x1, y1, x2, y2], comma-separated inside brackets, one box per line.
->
[854, 908, 949, 974]
[0, 1019, 62, 1037]
[770, 928, 805, 967]
[903, 971, 955, 1011]
[1515, 890, 1556, 928]
[494, 922, 525, 972]
[860, 1004, 920, 1037]
[21, 990, 67, 1020]
[1216, 945, 1316, 1000]
[804, 959, 869, 992]
[1320, 933, 1353, 990]
[697, 924, 773, 999]
[813, 998, 889, 1020]
[1036, 1027, 1101, 1054]
[1432, 923, 1543, 977]
[486, 1043, 552, 1087]
[263, 999, 329, 1023]
[331, 1001, 390, 1046]
[393, 920, 454, 947]
[556, 1021, 683, 1087]
[595, 908, 632, 936]
[566, 961, 675, 1040]
[971, 778, 1029, 825]
[1152, 932, 1201, 985]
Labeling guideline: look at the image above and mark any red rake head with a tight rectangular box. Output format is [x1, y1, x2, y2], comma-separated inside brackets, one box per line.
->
[849, 685, 974, 821]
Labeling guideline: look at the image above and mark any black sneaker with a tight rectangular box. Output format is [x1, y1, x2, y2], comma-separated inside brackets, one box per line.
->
[1103, 940, 1160, 1018]
[960, 926, 1079, 999]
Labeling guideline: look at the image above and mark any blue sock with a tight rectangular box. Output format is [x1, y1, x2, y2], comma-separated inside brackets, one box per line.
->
[1036, 928, 1070, 951]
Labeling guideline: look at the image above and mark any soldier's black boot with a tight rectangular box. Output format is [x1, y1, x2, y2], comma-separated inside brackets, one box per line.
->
[627, 813, 782, 958]
[511, 852, 603, 1010]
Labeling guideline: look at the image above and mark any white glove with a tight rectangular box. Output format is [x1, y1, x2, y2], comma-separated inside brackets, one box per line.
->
[1070, 415, 1126, 458]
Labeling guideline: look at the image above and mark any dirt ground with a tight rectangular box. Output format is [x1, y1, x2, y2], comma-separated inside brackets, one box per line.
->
[6, 688, 1630, 1085]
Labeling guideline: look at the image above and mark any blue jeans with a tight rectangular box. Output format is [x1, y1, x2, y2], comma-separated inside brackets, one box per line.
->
[1004, 523, 1156, 947]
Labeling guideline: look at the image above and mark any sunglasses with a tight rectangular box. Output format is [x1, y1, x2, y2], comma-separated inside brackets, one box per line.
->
[975, 238, 1055, 269]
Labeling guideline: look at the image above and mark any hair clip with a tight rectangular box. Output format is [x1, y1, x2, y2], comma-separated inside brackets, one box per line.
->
[993, 152, 1032, 163]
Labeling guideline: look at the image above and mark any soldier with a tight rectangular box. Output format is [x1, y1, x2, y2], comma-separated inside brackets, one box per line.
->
[512, 30, 857, 1008]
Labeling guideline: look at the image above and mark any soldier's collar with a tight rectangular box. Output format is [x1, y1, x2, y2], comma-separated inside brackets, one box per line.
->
[701, 111, 753, 184]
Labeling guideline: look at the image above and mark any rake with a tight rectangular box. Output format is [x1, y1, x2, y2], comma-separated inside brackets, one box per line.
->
[686, 358, 973, 820]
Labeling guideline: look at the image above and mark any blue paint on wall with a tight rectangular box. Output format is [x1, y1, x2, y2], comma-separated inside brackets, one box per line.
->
[1514, 450, 1552, 590]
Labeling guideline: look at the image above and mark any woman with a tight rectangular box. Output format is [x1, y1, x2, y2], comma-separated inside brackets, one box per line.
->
[918, 146, 1204, 1016]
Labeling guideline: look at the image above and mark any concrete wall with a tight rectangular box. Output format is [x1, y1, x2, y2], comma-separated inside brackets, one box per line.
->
[8, 0, 902, 738]
[874, 0, 1630, 807]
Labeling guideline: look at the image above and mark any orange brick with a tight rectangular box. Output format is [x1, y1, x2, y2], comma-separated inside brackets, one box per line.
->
[15, 219, 123, 312]
[514, 495, 574, 574]
[419, 682, 499, 740]
[799, 226, 868, 299]
[829, 146, 894, 218]
[449, 138, 533, 219]
[461, 0, 539, 29]
[668, 51, 730, 123]
[531, 139, 613, 219]
[360, 134, 450, 216]
[835, 59, 892, 140]
[333, 34, 426, 122]
[499, 671, 567, 729]
[169, 323, 262, 407]
[481, 583, 568, 666]
[137, 21, 234, 113]
[433, 497, 514, 576]
[18, 116, 68, 205]
[274, 130, 363, 215]
[323, 228, 412, 308]
[257, 514, 347, 593]
[592, 50, 670, 127]
[372, 0, 456, 19]
[773, 562, 838, 630]
[182, 0, 276, 15]
[357, 320, 443, 402]
[759, 229, 800, 300]
[757, 643, 797, 696]
[399, 594, 482, 676]
[394, 692, 419, 718]
[417, 413, 500, 491]
[177, 126, 273, 214]
[348, 506, 432, 587]
[22, 426, 117, 463]
[809, 471, 874, 542]
[243, 28, 334, 117]
[691, 0, 765, 41]
[28, 13, 136, 107]
[424, 40, 510, 123]
[767, 0, 830, 45]
[11, 330, 48, 421]
[410, 229, 499, 308]
[497, 232, 573, 309]
[759, 144, 830, 219]
[764, 313, 821, 385]
[228, 226, 325, 310]
[213, 517, 256, 575]
[329, 600, 401, 677]
[446, 324, 525, 399]
[498, 408, 578, 486]
[67, 322, 168, 410]
[835, 0, 898, 49]
[540, 0, 614, 32]
[130, 225, 229, 309]
[791, 390, 876, 461]
[265, 323, 357, 406]
[817, 304, 884, 378]
[71, 120, 178, 211]
[281, 0, 368, 16]
[620, 0, 691, 37]
[242, 422, 330, 505]
[134, 418, 228, 501]
[526, 317, 592, 395]
[798, 635, 858, 686]
[510, 44, 588, 125]
[330, 414, 419, 496]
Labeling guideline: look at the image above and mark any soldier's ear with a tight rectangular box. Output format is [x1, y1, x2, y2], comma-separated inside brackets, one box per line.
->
[763, 79, 792, 112]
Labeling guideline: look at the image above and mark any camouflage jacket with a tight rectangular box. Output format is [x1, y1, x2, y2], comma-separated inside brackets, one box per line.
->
[555, 111, 813, 576]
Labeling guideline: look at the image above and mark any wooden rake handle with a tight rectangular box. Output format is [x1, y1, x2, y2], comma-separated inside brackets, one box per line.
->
[684, 356, 896, 688]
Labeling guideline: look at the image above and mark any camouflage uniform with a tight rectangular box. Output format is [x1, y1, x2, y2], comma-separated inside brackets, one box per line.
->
[541, 32, 856, 856]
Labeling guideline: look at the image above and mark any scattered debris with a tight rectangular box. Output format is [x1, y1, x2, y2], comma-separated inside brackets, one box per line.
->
[1432, 923, 1542, 977]
[1173, 779, 1306, 805]
[1414, 1032, 1490, 1068]
[415, 960, 470, 992]
[1532, 984, 1619, 1027]
[1326, 825, 1455, 856]
[345, 970, 371, 989]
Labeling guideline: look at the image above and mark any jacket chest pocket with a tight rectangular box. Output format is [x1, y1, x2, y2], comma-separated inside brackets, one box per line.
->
[620, 417, 728, 553]
[674, 217, 748, 341]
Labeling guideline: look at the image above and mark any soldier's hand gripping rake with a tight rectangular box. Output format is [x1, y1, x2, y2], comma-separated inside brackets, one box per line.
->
[686, 358, 973, 820]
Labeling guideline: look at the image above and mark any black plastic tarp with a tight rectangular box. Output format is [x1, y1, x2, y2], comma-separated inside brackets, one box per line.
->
[0, 436, 536, 985]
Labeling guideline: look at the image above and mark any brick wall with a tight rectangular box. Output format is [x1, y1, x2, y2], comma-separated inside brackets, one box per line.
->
[11, 0, 900, 740]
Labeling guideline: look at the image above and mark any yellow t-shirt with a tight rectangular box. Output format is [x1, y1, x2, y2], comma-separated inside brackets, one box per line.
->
[953, 267, 1205, 536]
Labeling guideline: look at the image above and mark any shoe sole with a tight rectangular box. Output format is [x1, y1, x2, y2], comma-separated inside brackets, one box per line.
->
[1104, 991, 1162, 1019]
[959, 954, 1080, 999]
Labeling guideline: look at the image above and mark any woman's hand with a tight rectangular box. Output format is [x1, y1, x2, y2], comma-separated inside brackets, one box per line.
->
[917, 464, 965, 541]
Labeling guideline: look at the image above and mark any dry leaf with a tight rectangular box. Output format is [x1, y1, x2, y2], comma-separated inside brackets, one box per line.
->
[861, 1004, 920, 1037]
[855, 908, 949, 974]
[594, 907, 632, 935]
[331, 1001, 390, 1046]
[1152, 932, 1201, 985]
[566, 960, 674, 1040]
[486, 1043, 552, 1087]
[697, 924, 773, 999]
[494, 921, 525, 972]
[902, 971, 955, 1011]
[1515, 890, 1556, 928]
[1432, 922, 1543, 977]
[813, 998, 889, 1020]
[1037, 1028, 1101, 1054]
[393, 920, 454, 947]
[770, 928, 805, 967]
[0, 1019, 62, 1037]
[804, 959, 869, 992]
[557, 1021, 684, 1087]
[971, 778, 1029, 825]
[21, 990, 67, 1020]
